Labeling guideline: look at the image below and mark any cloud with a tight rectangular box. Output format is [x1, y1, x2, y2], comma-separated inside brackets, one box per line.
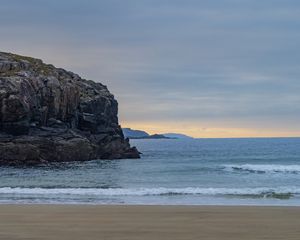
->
[1, 0, 300, 136]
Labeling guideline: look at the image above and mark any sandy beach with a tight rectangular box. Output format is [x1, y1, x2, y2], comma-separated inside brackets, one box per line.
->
[0, 205, 299, 240]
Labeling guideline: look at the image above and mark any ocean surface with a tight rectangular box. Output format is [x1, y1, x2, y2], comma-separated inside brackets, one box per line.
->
[1, 138, 300, 205]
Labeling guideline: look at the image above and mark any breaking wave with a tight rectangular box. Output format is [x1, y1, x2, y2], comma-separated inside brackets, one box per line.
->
[0, 186, 299, 199]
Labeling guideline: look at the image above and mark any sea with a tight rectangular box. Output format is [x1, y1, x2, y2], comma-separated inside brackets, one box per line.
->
[1, 138, 300, 205]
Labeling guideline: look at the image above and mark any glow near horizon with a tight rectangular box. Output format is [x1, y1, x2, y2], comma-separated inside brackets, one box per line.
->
[1, 0, 300, 138]
[121, 122, 300, 138]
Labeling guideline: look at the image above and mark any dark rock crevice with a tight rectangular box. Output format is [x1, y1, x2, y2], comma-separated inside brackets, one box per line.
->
[0, 52, 140, 165]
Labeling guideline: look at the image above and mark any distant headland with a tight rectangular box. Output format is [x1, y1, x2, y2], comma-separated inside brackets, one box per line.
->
[122, 128, 193, 139]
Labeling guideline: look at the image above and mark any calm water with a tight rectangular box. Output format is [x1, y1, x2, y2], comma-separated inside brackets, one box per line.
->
[1, 138, 300, 205]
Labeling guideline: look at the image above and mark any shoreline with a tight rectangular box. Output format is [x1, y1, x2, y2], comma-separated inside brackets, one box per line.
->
[1, 203, 300, 206]
[0, 205, 299, 240]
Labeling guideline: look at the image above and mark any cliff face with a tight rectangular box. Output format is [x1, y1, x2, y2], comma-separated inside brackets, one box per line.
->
[0, 52, 140, 165]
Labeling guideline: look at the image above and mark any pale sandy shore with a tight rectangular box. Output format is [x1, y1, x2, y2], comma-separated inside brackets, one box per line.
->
[0, 205, 300, 240]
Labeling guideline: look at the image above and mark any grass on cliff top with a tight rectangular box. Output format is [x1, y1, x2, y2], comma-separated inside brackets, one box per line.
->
[10, 53, 52, 75]
[10, 53, 37, 64]
[2, 52, 74, 78]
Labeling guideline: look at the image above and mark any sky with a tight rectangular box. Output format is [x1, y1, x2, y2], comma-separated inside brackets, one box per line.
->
[1, 0, 300, 138]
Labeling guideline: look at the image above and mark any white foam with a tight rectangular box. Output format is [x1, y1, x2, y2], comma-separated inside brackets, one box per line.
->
[223, 164, 300, 173]
[0, 186, 299, 196]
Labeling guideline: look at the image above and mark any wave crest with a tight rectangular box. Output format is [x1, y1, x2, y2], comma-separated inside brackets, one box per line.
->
[223, 164, 300, 173]
[0, 187, 299, 199]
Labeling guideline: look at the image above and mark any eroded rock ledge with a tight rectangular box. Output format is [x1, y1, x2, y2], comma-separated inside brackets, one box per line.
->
[0, 52, 140, 165]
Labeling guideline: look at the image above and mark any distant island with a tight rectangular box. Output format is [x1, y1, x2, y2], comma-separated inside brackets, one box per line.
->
[162, 133, 194, 139]
[122, 128, 193, 139]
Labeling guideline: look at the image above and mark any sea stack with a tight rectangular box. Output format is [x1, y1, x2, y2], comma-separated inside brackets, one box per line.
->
[0, 52, 140, 165]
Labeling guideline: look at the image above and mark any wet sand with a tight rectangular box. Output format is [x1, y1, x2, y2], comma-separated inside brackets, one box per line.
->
[0, 205, 299, 240]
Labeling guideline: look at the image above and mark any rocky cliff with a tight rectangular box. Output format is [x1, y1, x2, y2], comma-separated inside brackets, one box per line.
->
[0, 52, 140, 165]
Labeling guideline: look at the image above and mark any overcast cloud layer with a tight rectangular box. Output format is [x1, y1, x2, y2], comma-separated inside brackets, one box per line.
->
[1, 0, 300, 137]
